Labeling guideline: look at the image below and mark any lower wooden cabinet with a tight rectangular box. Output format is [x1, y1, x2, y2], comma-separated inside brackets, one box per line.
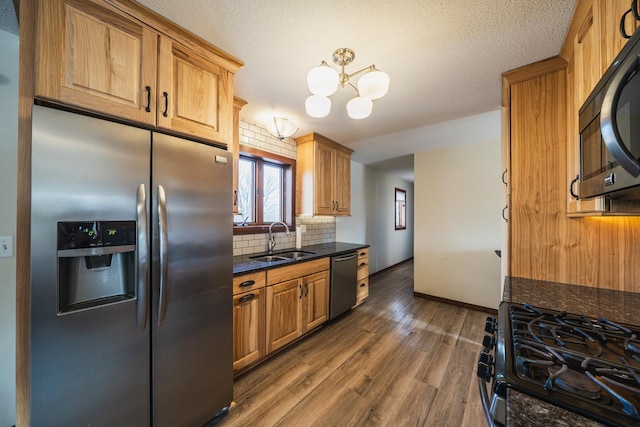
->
[356, 248, 370, 305]
[233, 258, 331, 373]
[232, 271, 266, 372]
[302, 271, 330, 333]
[232, 288, 264, 371]
[266, 278, 303, 353]
[266, 258, 330, 354]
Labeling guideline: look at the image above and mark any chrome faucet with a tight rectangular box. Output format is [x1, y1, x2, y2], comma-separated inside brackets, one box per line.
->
[268, 221, 290, 253]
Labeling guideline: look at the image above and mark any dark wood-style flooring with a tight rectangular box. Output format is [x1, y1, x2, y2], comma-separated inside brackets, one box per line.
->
[216, 260, 489, 426]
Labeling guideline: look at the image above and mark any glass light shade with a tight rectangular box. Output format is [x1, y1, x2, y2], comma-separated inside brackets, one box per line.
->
[305, 95, 331, 118]
[346, 96, 373, 119]
[307, 62, 339, 96]
[265, 117, 298, 140]
[357, 68, 390, 100]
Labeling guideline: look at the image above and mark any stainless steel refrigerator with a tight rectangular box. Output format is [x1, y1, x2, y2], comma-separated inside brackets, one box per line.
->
[30, 105, 233, 426]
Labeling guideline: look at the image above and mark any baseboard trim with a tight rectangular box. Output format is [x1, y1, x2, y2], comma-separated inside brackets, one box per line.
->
[413, 292, 498, 315]
[369, 257, 413, 278]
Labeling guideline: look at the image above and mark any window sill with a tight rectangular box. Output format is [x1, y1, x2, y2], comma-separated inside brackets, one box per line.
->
[234, 223, 294, 235]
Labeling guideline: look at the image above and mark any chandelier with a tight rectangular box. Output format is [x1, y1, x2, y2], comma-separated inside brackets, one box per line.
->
[305, 48, 390, 119]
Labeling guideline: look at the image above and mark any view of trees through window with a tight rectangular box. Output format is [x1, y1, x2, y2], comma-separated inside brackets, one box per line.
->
[237, 155, 286, 225]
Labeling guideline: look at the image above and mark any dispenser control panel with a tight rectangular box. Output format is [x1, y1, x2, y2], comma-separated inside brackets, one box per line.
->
[57, 221, 136, 250]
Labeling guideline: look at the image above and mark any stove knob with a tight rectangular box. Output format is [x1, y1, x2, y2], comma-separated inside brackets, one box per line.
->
[485, 317, 496, 333]
[477, 362, 492, 382]
[479, 352, 494, 366]
[482, 335, 495, 350]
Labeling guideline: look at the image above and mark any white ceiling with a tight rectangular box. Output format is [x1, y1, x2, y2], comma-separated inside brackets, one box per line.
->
[2, 0, 577, 181]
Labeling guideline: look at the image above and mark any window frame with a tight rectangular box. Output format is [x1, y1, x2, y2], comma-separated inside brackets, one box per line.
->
[234, 145, 296, 235]
[395, 187, 407, 230]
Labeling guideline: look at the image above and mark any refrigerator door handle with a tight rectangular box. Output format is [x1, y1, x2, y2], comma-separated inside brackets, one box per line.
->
[157, 184, 169, 326]
[136, 184, 149, 331]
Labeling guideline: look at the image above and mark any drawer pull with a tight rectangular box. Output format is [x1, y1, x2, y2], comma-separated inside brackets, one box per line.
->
[239, 294, 255, 303]
[359, 262, 366, 267]
[359, 283, 365, 287]
[360, 251, 366, 256]
[239, 280, 256, 288]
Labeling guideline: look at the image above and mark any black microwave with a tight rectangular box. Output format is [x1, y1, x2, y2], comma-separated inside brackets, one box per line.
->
[578, 28, 640, 199]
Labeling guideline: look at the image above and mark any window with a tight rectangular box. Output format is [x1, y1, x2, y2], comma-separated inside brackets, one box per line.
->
[235, 145, 295, 234]
[395, 188, 406, 230]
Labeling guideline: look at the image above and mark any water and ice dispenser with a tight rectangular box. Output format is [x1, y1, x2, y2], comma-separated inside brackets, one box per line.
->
[57, 221, 136, 314]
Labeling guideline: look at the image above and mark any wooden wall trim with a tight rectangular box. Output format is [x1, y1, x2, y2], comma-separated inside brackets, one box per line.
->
[17, 0, 35, 424]
[502, 56, 567, 85]
[413, 292, 498, 316]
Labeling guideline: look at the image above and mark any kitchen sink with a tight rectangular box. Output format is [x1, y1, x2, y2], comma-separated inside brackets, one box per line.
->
[277, 250, 315, 259]
[249, 250, 315, 262]
[249, 255, 289, 262]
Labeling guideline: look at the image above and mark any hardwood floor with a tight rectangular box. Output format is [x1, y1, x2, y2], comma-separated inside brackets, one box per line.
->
[216, 260, 489, 426]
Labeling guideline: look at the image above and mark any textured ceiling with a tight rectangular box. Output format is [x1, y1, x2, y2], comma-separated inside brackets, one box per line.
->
[0, 0, 18, 35]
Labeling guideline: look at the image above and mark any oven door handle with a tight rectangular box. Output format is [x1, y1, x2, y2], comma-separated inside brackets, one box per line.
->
[478, 374, 495, 427]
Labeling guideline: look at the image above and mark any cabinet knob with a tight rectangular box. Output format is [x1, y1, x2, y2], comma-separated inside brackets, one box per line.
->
[239, 280, 255, 288]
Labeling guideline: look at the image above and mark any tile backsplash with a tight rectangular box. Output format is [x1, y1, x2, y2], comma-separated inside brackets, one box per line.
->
[233, 120, 336, 257]
[233, 216, 336, 257]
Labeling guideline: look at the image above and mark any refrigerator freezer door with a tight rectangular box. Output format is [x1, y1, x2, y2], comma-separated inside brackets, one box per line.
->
[30, 106, 151, 426]
[151, 133, 233, 427]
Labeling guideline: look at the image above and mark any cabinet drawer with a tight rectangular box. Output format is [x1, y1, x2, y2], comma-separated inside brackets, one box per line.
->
[357, 257, 369, 280]
[355, 278, 369, 305]
[267, 258, 330, 286]
[357, 248, 369, 260]
[233, 271, 266, 295]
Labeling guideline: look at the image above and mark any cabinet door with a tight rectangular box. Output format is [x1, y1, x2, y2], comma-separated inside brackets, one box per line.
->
[315, 142, 335, 215]
[157, 37, 233, 145]
[35, 0, 157, 125]
[600, 0, 638, 71]
[302, 271, 329, 333]
[233, 289, 264, 372]
[334, 149, 351, 215]
[574, 2, 602, 107]
[266, 279, 302, 353]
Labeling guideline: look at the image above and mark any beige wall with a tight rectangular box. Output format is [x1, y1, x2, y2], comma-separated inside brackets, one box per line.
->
[414, 136, 501, 310]
[0, 29, 18, 427]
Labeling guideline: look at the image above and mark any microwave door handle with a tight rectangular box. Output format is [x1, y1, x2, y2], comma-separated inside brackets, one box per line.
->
[600, 53, 640, 177]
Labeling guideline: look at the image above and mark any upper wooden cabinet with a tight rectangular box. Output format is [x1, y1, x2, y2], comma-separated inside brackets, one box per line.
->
[35, 0, 158, 125]
[34, 0, 242, 146]
[157, 37, 234, 143]
[295, 133, 353, 216]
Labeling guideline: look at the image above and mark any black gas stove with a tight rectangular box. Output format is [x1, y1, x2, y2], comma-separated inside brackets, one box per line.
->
[478, 302, 640, 426]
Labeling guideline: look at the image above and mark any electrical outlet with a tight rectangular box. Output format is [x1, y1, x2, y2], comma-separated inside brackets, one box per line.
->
[0, 236, 14, 257]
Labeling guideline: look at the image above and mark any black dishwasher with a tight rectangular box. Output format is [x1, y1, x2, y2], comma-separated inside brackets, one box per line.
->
[329, 252, 357, 319]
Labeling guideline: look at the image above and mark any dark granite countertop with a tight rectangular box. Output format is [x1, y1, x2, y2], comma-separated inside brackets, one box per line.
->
[502, 276, 640, 427]
[233, 242, 369, 275]
[503, 276, 640, 326]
